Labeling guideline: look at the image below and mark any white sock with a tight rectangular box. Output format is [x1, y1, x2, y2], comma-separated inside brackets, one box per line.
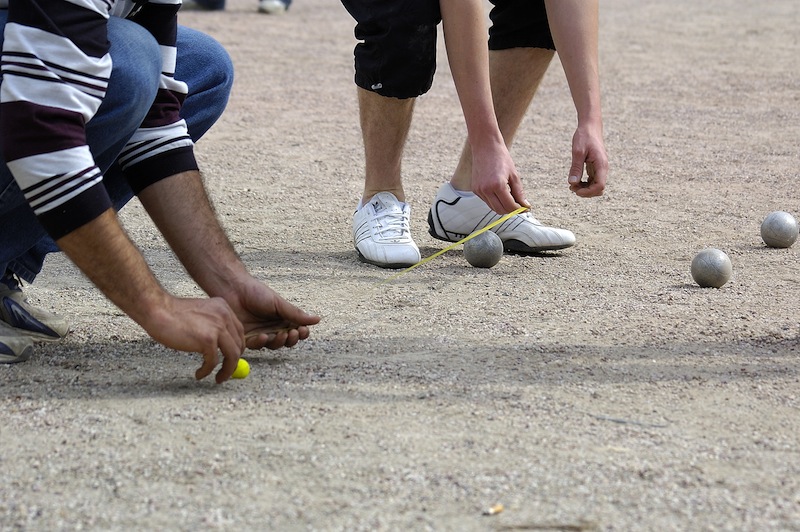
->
[449, 183, 476, 198]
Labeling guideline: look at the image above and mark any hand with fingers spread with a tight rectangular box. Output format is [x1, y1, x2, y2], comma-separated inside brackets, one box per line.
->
[223, 276, 321, 351]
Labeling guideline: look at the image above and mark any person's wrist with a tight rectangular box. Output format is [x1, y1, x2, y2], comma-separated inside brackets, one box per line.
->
[576, 112, 603, 130]
[132, 288, 175, 330]
[195, 259, 250, 299]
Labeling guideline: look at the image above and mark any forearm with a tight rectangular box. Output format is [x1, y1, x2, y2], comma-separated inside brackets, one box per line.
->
[137, 170, 248, 299]
[56, 209, 170, 329]
[545, 0, 603, 126]
[440, 0, 504, 151]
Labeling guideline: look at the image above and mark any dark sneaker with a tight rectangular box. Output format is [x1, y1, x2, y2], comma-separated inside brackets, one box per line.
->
[0, 272, 69, 341]
[179, 0, 223, 10]
[0, 321, 34, 364]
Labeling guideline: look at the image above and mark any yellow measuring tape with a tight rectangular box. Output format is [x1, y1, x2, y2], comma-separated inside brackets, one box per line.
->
[380, 206, 528, 284]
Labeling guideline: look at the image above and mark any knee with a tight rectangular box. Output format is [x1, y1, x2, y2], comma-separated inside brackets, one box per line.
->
[202, 35, 235, 98]
[349, 1, 440, 99]
[177, 27, 234, 101]
[175, 27, 234, 140]
[105, 18, 162, 130]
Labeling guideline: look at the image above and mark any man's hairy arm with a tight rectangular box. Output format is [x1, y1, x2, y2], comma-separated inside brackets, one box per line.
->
[439, 0, 529, 214]
[136, 170, 320, 350]
[544, 0, 608, 197]
[56, 208, 247, 382]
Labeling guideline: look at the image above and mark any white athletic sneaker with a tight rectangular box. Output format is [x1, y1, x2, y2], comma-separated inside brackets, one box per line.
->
[353, 192, 421, 268]
[258, 0, 288, 13]
[427, 183, 576, 253]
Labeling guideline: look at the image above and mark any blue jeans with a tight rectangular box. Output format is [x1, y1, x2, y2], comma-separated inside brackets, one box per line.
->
[0, 14, 234, 284]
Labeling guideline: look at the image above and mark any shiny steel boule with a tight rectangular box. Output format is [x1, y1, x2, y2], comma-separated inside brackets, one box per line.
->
[690, 248, 732, 288]
[760, 210, 798, 248]
[464, 231, 504, 268]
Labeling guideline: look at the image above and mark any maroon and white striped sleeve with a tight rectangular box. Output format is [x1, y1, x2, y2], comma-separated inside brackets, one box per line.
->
[0, 0, 196, 240]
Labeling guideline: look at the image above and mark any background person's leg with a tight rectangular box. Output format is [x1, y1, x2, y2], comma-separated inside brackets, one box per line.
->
[358, 89, 415, 204]
[428, 48, 575, 255]
[428, 0, 574, 254]
[449, 48, 554, 191]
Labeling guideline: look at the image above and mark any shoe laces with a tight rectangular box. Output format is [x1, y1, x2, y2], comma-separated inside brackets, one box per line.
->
[518, 211, 542, 225]
[0, 271, 21, 292]
[371, 210, 411, 240]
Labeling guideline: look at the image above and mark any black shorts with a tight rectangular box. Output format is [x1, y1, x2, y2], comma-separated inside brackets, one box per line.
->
[341, 0, 553, 99]
[489, 0, 554, 51]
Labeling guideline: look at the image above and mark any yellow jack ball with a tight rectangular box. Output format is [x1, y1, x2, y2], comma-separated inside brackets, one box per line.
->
[232, 358, 250, 379]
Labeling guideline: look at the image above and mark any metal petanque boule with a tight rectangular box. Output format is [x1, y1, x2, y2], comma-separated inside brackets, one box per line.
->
[690, 248, 732, 288]
[464, 231, 504, 268]
[760, 210, 798, 248]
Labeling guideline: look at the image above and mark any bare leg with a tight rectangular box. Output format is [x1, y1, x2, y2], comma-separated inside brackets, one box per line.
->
[357, 87, 416, 204]
[450, 47, 555, 191]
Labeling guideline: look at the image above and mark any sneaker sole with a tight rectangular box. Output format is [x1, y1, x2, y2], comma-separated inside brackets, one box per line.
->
[356, 250, 418, 270]
[0, 343, 33, 364]
[502, 239, 574, 254]
[0, 322, 65, 342]
[427, 210, 572, 254]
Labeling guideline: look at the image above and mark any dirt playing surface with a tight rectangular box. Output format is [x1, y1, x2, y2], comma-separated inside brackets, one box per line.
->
[2, 0, 799, 529]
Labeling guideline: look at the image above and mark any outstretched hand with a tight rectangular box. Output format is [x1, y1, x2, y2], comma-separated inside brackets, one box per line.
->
[225, 277, 321, 351]
[567, 123, 608, 197]
[143, 280, 320, 384]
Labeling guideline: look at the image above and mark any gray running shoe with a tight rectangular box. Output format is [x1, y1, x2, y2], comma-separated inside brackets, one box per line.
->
[0, 273, 70, 341]
[0, 321, 34, 364]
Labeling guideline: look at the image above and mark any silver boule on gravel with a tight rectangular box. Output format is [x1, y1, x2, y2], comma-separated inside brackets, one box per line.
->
[760, 210, 798, 248]
[464, 231, 504, 268]
[690, 248, 732, 288]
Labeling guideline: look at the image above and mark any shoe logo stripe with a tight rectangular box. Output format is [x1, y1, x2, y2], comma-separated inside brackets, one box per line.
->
[2, 298, 57, 337]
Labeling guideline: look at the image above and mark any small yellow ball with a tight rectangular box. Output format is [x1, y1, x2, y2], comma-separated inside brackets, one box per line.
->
[231, 358, 250, 379]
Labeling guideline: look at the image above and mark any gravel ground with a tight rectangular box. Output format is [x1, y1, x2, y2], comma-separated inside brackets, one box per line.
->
[2, 0, 799, 530]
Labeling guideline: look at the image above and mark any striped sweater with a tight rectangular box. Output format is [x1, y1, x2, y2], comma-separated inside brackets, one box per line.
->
[0, 0, 197, 240]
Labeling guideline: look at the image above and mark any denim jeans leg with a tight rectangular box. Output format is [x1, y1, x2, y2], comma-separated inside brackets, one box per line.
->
[177, 27, 234, 143]
[105, 26, 234, 212]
